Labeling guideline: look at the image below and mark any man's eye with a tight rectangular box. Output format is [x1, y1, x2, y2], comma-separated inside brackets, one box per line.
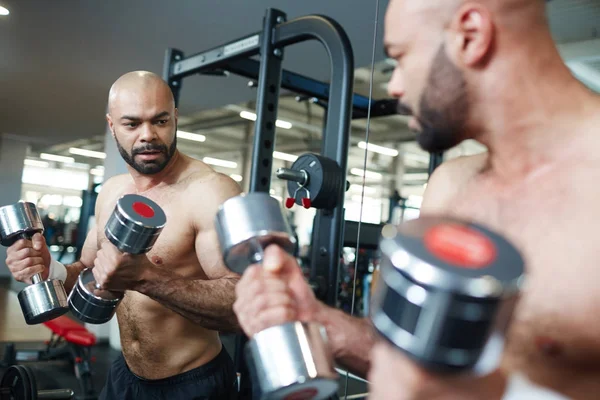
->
[125, 122, 139, 128]
[156, 120, 168, 125]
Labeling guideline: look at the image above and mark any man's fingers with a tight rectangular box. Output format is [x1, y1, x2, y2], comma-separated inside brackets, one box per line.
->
[6, 239, 33, 255]
[262, 245, 298, 273]
[256, 305, 298, 332]
[14, 265, 45, 284]
[9, 246, 40, 263]
[31, 232, 46, 251]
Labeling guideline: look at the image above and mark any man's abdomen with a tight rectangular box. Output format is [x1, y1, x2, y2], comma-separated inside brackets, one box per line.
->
[116, 292, 223, 380]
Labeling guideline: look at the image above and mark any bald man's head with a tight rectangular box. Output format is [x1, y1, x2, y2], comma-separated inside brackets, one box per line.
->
[108, 71, 175, 115]
[106, 71, 179, 175]
[384, 0, 551, 152]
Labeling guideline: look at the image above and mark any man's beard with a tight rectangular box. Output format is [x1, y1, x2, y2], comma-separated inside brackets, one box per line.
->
[116, 136, 177, 175]
[399, 45, 470, 153]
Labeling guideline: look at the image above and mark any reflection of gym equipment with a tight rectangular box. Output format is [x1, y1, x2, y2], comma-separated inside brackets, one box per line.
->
[1, 316, 98, 399]
[216, 192, 338, 400]
[0, 365, 74, 400]
[0, 202, 69, 325]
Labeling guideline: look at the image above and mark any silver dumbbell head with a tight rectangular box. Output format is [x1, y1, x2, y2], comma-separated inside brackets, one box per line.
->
[0, 202, 44, 246]
[246, 322, 339, 400]
[370, 216, 526, 373]
[105, 194, 166, 255]
[18, 280, 69, 325]
[215, 192, 296, 274]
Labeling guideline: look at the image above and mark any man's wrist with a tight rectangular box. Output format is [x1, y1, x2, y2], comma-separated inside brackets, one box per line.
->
[48, 259, 67, 283]
[133, 264, 162, 294]
[313, 302, 347, 358]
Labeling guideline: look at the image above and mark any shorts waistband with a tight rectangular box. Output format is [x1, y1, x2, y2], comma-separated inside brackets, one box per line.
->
[120, 346, 231, 386]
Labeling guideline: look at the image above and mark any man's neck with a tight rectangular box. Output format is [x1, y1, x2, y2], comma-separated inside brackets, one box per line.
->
[128, 150, 184, 193]
[475, 44, 600, 183]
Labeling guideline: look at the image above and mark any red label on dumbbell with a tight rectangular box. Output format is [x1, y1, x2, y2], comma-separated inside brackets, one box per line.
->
[283, 388, 318, 400]
[424, 224, 496, 269]
[132, 201, 155, 218]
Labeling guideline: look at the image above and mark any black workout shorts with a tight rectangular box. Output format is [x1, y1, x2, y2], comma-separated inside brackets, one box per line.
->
[98, 347, 238, 400]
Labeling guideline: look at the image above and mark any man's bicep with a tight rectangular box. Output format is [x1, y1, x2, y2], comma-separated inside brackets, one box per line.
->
[194, 228, 237, 280]
[193, 173, 243, 280]
[78, 226, 98, 267]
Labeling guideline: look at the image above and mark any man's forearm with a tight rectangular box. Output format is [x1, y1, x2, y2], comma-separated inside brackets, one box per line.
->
[314, 303, 376, 378]
[63, 261, 88, 293]
[136, 266, 240, 333]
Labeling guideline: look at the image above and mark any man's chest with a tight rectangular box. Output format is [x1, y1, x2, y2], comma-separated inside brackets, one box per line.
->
[443, 176, 600, 363]
[96, 195, 200, 276]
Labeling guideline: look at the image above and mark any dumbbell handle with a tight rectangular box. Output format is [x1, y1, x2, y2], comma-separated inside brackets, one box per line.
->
[38, 389, 75, 399]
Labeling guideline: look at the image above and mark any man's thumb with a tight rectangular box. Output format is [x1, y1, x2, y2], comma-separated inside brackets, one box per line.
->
[32, 232, 45, 251]
[263, 245, 292, 273]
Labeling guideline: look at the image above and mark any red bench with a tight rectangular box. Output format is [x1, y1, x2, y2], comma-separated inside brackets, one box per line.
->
[43, 316, 97, 347]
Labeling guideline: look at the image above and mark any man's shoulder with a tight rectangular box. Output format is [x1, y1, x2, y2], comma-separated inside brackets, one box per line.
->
[433, 152, 488, 181]
[421, 152, 488, 214]
[101, 173, 131, 190]
[183, 168, 241, 195]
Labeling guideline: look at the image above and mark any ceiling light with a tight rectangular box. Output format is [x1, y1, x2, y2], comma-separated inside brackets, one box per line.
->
[90, 168, 105, 177]
[239, 111, 293, 130]
[230, 174, 243, 182]
[24, 159, 50, 168]
[40, 153, 75, 164]
[203, 157, 238, 169]
[275, 120, 293, 130]
[358, 141, 398, 157]
[273, 151, 298, 162]
[69, 147, 106, 159]
[177, 130, 206, 142]
[0, 6, 9, 16]
[350, 168, 383, 180]
[349, 184, 376, 195]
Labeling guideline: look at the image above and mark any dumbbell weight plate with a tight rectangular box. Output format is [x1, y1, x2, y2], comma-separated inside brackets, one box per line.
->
[18, 281, 69, 325]
[215, 192, 296, 274]
[0, 202, 43, 247]
[0, 365, 33, 400]
[371, 217, 525, 373]
[246, 322, 338, 400]
[104, 194, 166, 255]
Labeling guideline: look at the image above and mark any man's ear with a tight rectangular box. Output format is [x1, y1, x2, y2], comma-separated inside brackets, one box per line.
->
[106, 113, 116, 138]
[446, 3, 494, 67]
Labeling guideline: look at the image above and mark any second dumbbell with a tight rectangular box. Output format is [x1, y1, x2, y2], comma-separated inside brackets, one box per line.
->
[68, 194, 166, 324]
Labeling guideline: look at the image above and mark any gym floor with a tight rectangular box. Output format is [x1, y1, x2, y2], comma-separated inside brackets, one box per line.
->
[0, 281, 368, 399]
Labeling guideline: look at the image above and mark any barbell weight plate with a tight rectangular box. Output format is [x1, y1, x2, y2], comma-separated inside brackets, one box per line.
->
[21, 365, 37, 400]
[0, 365, 33, 400]
[286, 154, 344, 210]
